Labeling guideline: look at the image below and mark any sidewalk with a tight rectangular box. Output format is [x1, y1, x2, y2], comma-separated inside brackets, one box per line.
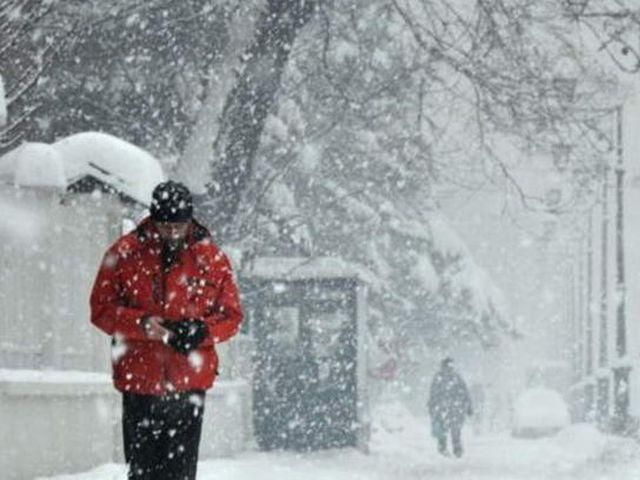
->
[40, 402, 640, 480]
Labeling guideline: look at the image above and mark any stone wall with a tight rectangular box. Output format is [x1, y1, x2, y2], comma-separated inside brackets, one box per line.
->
[0, 371, 251, 480]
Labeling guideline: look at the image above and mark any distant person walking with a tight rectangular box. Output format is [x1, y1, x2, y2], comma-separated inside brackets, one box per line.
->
[428, 357, 473, 457]
[90, 181, 243, 480]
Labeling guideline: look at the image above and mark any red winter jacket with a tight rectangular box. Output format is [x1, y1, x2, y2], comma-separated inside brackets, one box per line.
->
[90, 217, 243, 395]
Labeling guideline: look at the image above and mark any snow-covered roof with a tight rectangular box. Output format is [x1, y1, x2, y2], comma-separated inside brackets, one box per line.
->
[0, 73, 6, 127]
[245, 256, 374, 283]
[0, 142, 66, 188]
[0, 132, 165, 205]
[53, 132, 164, 205]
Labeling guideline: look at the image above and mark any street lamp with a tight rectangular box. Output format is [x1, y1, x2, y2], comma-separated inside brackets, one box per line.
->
[0, 73, 6, 128]
[592, 105, 628, 433]
[596, 141, 610, 429]
[611, 105, 630, 434]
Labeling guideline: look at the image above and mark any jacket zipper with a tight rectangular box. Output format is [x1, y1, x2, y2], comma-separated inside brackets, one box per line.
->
[159, 255, 170, 391]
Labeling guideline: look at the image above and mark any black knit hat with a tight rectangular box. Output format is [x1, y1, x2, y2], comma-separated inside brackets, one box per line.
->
[150, 181, 193, 222]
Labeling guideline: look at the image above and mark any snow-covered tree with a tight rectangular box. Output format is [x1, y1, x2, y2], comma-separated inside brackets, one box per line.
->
[0, 0, 65, 150]
[227, 0, 625, 352]
[1, 0, 625, 351]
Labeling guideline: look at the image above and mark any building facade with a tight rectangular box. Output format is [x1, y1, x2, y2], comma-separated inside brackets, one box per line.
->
[569, 98, 640, 434]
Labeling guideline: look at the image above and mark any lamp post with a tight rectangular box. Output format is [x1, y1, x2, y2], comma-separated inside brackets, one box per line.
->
[593, 105, 628, 433]
[585, 210, 595, 419]
[612, 105, 630, 433]
[0, 73, 6, 128]
[596, 135, 610, 428]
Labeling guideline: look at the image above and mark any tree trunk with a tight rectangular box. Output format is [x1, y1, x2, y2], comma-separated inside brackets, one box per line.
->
[175, 1, 264, 194]
[204, 0, 317, 241]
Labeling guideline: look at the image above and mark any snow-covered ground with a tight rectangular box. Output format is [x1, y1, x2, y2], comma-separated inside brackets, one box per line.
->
[39, 402, 640, 480]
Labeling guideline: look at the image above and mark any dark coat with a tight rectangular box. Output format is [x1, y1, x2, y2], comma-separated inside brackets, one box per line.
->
[428, 366, 472, 435]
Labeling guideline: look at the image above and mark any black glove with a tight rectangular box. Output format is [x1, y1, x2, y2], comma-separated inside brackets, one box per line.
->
[165, 319, 208, 355]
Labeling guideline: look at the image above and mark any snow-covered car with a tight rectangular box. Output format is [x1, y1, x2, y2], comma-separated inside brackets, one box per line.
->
[511, 387, 570, 438]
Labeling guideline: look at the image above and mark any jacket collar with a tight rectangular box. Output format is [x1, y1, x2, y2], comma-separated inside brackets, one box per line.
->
[135, 216, 211, 247]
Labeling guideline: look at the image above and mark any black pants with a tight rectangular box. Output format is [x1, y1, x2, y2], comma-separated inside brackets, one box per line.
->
[122, 391, 205, 480]
[436, 426, 463, 457]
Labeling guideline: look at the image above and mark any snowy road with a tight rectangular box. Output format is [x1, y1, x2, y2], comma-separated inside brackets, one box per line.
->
[41, 403, 640, 480]
[201, 432, 640, 480]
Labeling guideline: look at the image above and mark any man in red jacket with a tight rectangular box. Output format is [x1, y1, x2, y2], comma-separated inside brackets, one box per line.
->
[90, 181, 243, 480]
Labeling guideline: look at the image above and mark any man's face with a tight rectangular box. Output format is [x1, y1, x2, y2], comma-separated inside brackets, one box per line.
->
[155, 221, 190, 242]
